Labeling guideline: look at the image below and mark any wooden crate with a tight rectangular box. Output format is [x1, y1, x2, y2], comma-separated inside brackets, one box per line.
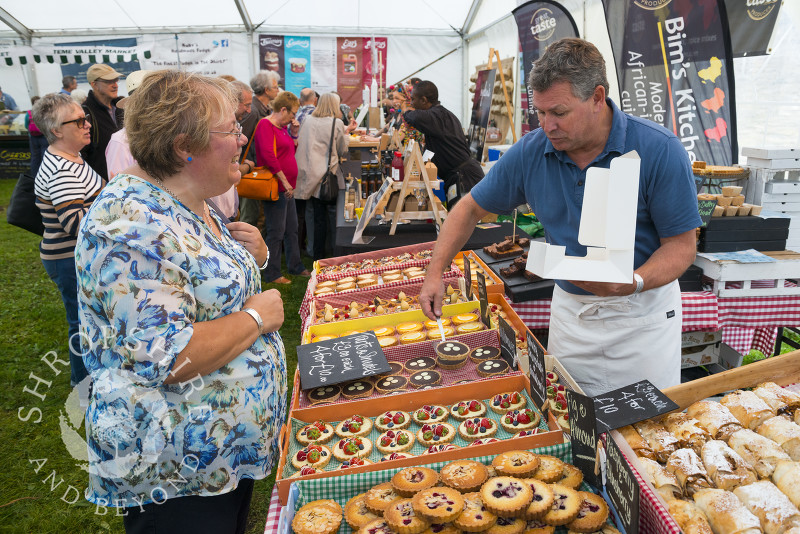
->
[694, 250, 800, 297]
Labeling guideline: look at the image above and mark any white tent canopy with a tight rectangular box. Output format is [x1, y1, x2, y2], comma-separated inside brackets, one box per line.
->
[1, 0, 798, 159]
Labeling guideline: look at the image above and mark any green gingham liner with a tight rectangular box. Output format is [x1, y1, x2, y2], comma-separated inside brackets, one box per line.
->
[283, 387, 549, 479]
[290, 441, 616, 534]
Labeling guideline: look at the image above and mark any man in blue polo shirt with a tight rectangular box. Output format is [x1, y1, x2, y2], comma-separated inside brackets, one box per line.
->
[420, 38, 700, 396]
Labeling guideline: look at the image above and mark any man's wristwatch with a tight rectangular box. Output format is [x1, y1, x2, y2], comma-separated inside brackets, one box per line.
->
[242, 307, 264, 334]
[632, 273, 644, 295]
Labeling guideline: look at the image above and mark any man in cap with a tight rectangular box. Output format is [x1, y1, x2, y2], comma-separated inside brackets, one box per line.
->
[105, 70, 150, 179]
[82, 63, 125, 179]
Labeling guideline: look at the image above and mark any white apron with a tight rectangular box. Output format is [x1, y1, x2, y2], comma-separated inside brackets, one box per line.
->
[547, 280, 682, 397]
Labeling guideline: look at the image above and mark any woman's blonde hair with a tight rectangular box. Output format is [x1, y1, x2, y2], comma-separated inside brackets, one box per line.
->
[125, 70, 236, 180]
[271, 91, 299, 115]
[311, 93, 342, 119]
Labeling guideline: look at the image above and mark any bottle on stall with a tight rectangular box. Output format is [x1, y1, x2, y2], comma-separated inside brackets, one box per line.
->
[391, 151, 405, 182]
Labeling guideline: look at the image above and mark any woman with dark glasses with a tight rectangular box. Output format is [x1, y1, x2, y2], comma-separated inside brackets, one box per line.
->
[32, 93, 104, 386]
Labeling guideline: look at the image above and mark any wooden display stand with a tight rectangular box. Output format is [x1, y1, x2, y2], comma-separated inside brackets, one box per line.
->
[470, 49, 516, 160]
[373, 141, 447, 235]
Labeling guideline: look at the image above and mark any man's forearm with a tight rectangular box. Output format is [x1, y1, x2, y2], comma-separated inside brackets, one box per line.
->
[637, 229, 697, 291]
[428, 194, 488, 275]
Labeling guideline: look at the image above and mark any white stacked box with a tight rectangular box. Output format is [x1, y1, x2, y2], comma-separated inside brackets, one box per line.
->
[743, 147, 800, 249]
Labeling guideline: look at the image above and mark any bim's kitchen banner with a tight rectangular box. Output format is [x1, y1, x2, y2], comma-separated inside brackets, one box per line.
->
[512, 0, 579, 134]
[337, 37, 364, 110]
[284, 36, 311, 96]
[724, 0, 781, 57]
[602, 0, 737, 165]
[258, 34, 286, 81]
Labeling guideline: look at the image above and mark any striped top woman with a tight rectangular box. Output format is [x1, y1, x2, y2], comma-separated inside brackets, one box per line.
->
[33, 93, 103, 385]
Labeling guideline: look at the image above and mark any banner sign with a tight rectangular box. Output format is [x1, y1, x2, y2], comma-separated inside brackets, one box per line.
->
[258, 34, 286, 81]
[602, 0, 737, 165]
[284, 36, 311, 97]
[467, 68, 497, 161]
[337, 37, 364, 110]
[363, 37, 388, 91]
[141, 34, 234, 77]
[0, 42, 151, 66]
[724, 0, 781, 57]
[310, 36, 338, 95]
[512, 0, 580, 134]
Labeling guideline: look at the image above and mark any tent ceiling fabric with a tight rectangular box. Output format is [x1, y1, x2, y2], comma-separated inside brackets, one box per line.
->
[0, 0, 478, 35]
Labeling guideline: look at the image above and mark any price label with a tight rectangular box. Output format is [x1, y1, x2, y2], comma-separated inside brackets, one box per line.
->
[463, 255, 473, 300]
[592, 380, 678, 432]
[566, 390, 600, 489]
[605, 436, 640, 534]
[497, 316, 517, 367]
[698, 198, 718, 228]
[297, 331, 391, 390]
[527, 331, 546, 409]
[477, 271, 489, 327]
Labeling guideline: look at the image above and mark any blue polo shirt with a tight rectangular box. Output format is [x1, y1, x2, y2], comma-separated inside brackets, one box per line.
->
[471, 99, 701, 295]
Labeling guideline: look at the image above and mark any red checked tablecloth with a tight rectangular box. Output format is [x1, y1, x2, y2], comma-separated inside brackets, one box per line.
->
[511, 290, 800, 355]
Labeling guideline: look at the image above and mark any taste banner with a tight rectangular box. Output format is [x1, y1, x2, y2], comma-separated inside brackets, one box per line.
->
[337, 37, 364, 110]
[724, 0, 781, 57]
[512, 0, 579, 134]
[602, 0, 737, 165]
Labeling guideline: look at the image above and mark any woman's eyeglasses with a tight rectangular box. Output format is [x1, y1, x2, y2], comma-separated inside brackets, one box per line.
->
[210, 123, 244, 139]
[62, 115, 90, 129]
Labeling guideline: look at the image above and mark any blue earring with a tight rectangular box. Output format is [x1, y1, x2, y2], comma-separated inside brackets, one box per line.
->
[187, 156, 192, 162]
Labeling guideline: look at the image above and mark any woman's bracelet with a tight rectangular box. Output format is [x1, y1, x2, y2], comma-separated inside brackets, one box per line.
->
[242, 307, 264, 335]
[259, 255, 269, 270]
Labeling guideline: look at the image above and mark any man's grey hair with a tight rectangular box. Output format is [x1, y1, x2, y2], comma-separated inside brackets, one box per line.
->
[250, 70, 281, 96]
[529, 38, 609, 101]
[230, 80, 252, 102]
[62, 75, 77, 89]
[299, 87, 316, 105]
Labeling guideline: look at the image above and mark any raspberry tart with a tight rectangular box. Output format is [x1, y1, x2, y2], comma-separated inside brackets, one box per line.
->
[411, 487, 465, 523]
[469, 438, 500, 446]
[377, 429, 416, 455]
[500, 409, 541, 433]
[332, 436, 372, 462]
[385, 498, 431, 534]
[338, 456, 373, 470]
[423, 444, 459, 455]
[375, 410, 411, 432]
[454, 492, 497, 532]
[417, 423, 456, 448]
[518, 478, 554, 520]
[564, 492, 608, 532]
[440, 460, 489, 493]
[450, 400, 487, 421]
[492, 451, 541, 478]
[486, 516, 526, 534]
[291, 444, 332, 470]
[382, 451, 414, 462]
[458, 417, 498, 442]
[490, 392, 527, 414]
[413, 405, 449, 425]
[335, 414, 373, 438]
[479, 476, 533, 517]
[391, 466, 439, 497]
[296, 420, 335, 445]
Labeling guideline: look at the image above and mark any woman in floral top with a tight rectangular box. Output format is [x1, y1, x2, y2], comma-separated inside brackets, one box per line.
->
[75, 70, 287, 533]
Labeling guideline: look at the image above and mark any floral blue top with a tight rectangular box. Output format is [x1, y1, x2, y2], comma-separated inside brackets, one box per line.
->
[75, 174, 287, 508]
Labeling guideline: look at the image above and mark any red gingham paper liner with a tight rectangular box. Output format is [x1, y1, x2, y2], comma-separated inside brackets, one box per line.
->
[262, 486, 281, 534]
[315, 241, 436, 280]
[300, 264, 462, 325]
[317, 258, 431, 282]
[306, 278, 465, 329]
[298, 330, 520, 408]
[622, 449, 682, 534]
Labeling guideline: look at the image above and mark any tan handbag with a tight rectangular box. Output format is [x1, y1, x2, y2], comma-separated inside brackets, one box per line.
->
[237, 119, 279, 201]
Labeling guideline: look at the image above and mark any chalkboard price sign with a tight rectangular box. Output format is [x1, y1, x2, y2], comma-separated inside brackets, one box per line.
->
[527, 331, 546, 409]
[463, 255, 473, 300]
[592, 379, 678, 432]
[605, 435, 640, 534]
[698, 198, 718, 228]
[566, 389, 601, 488]
[497, 316, 517, 367]
[477, 271, 489, 326]
[297, 331, 391, 390]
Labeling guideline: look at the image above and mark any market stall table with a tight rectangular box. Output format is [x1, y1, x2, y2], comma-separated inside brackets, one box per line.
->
[510, 287, 800, 355]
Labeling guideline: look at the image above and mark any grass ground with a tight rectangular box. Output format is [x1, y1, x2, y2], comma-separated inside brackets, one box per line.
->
[0, 178, 308, 533]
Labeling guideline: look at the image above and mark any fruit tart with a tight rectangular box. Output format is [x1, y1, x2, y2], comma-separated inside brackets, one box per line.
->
[332, 436, 372, 462]
[291, 444, 332, 470]
[296, 420, 335, 445]
[459, 417, 498, 442]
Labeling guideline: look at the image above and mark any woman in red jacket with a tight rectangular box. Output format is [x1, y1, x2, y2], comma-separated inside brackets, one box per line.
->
[253, 91, 309, 283]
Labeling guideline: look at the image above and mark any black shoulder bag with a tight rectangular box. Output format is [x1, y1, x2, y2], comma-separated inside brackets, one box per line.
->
[316, 117, 339, 203]
[7, 173, 44, 235]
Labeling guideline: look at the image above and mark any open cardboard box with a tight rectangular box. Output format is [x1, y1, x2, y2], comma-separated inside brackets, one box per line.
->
[274, 373, 565, 505]
[454, 250, 505, 294]
[609, 348, 800, 533]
